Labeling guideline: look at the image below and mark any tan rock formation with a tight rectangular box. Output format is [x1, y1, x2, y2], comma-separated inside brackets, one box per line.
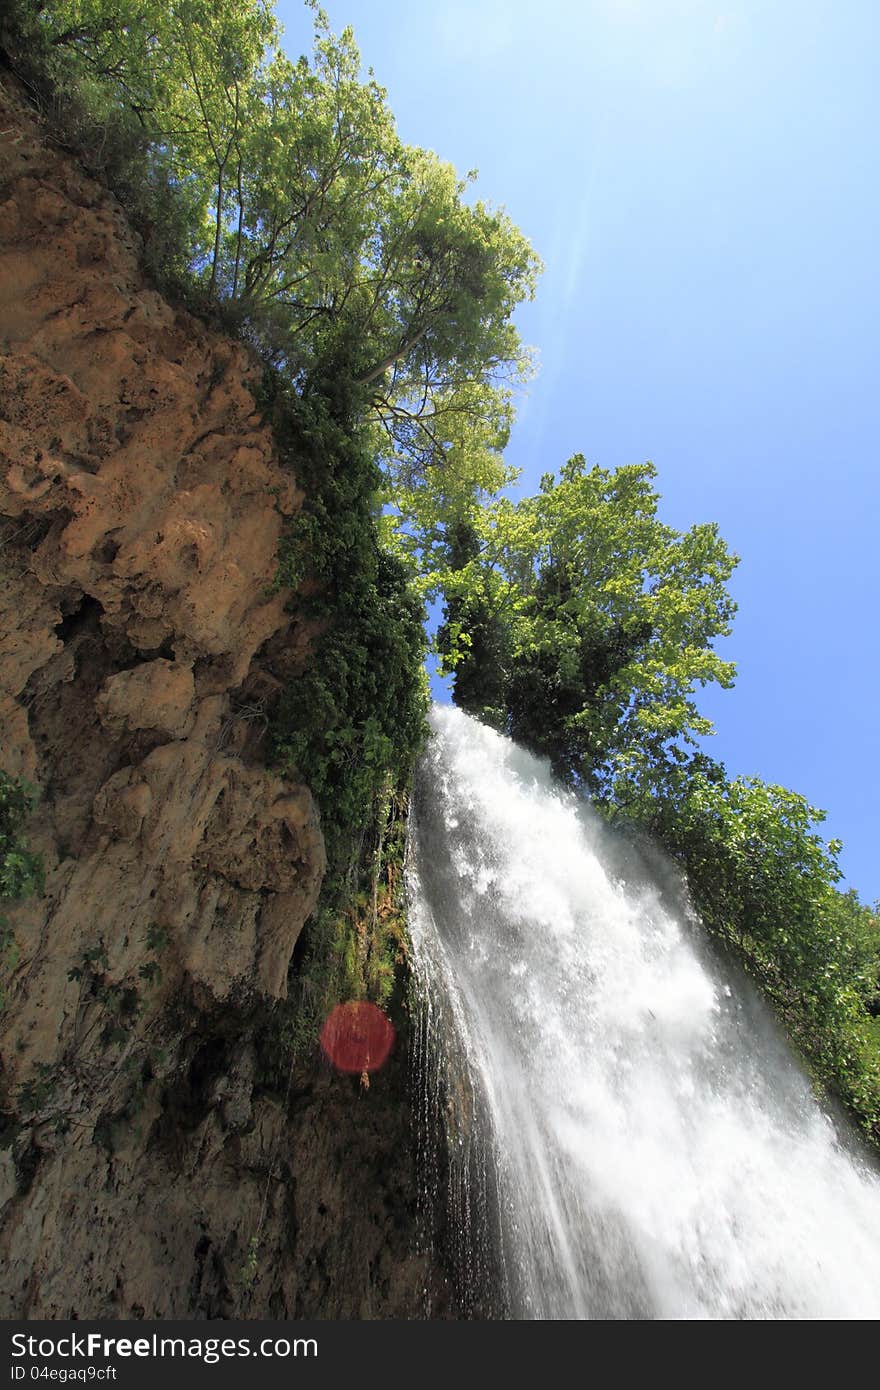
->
[0, 75, 440, 1318]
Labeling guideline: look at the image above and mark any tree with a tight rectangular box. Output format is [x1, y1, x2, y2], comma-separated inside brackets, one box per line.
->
[21, 0, 539, 501]
[437, 455, 738, 792]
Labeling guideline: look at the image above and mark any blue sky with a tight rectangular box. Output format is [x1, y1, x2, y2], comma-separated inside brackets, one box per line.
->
[276, 1, 879, 900]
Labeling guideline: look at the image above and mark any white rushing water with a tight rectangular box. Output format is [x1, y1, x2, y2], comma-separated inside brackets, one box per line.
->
[407, 705, 880, 1319]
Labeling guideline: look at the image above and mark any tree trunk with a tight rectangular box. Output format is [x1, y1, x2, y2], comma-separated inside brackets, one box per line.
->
[209, 165, 224, 293]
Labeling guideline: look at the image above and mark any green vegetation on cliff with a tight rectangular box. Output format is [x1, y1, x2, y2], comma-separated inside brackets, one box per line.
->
[4, 0, 536, 500]
[0, 772, 43, 1007]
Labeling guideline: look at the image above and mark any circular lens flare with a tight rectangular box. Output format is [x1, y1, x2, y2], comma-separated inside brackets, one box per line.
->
[320, 1000, 395, 1075]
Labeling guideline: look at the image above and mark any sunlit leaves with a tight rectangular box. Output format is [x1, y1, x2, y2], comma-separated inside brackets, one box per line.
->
[30, 0, 539, 497]
[437, 456, 739, 792]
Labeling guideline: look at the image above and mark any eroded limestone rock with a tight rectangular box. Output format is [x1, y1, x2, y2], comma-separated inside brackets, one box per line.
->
[0, 77, 450, 1322]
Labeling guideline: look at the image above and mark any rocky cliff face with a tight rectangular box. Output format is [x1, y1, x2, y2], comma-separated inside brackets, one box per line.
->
[0, 73, 439, 1319]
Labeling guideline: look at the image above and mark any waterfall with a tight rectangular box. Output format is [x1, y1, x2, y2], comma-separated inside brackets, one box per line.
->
[407, 705, 880, 1319]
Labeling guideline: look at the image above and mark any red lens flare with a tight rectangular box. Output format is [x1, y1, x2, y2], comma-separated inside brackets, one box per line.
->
[320, 1001, 395, 1075]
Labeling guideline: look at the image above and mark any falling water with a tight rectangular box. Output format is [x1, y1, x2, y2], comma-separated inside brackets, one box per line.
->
[407, 705, 880, 1319]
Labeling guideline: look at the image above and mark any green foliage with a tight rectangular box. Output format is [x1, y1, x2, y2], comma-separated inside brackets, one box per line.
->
[145, 922, 171, 954]
[18, 1062, 57, 1118]
[66, 943, 109, 983]
[608, 752, 880, 1135]
[243, 367, 427, 1067]
[3, 0, 539, 502]
[0, 770, 44, 1009]
[239, 1233, 261, 1293]
[437, 457, 738, 793]
[0, 771, 43, 904]
[68, 941, 142, 1045]
[0, 2, 204, 286]
[256, 789, 411, 1075]
[262, 369, 428, 871]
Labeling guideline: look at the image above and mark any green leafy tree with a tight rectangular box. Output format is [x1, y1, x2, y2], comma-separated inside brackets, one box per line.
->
[437, 456, 738, 792]
[18, 0, 539, 501]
